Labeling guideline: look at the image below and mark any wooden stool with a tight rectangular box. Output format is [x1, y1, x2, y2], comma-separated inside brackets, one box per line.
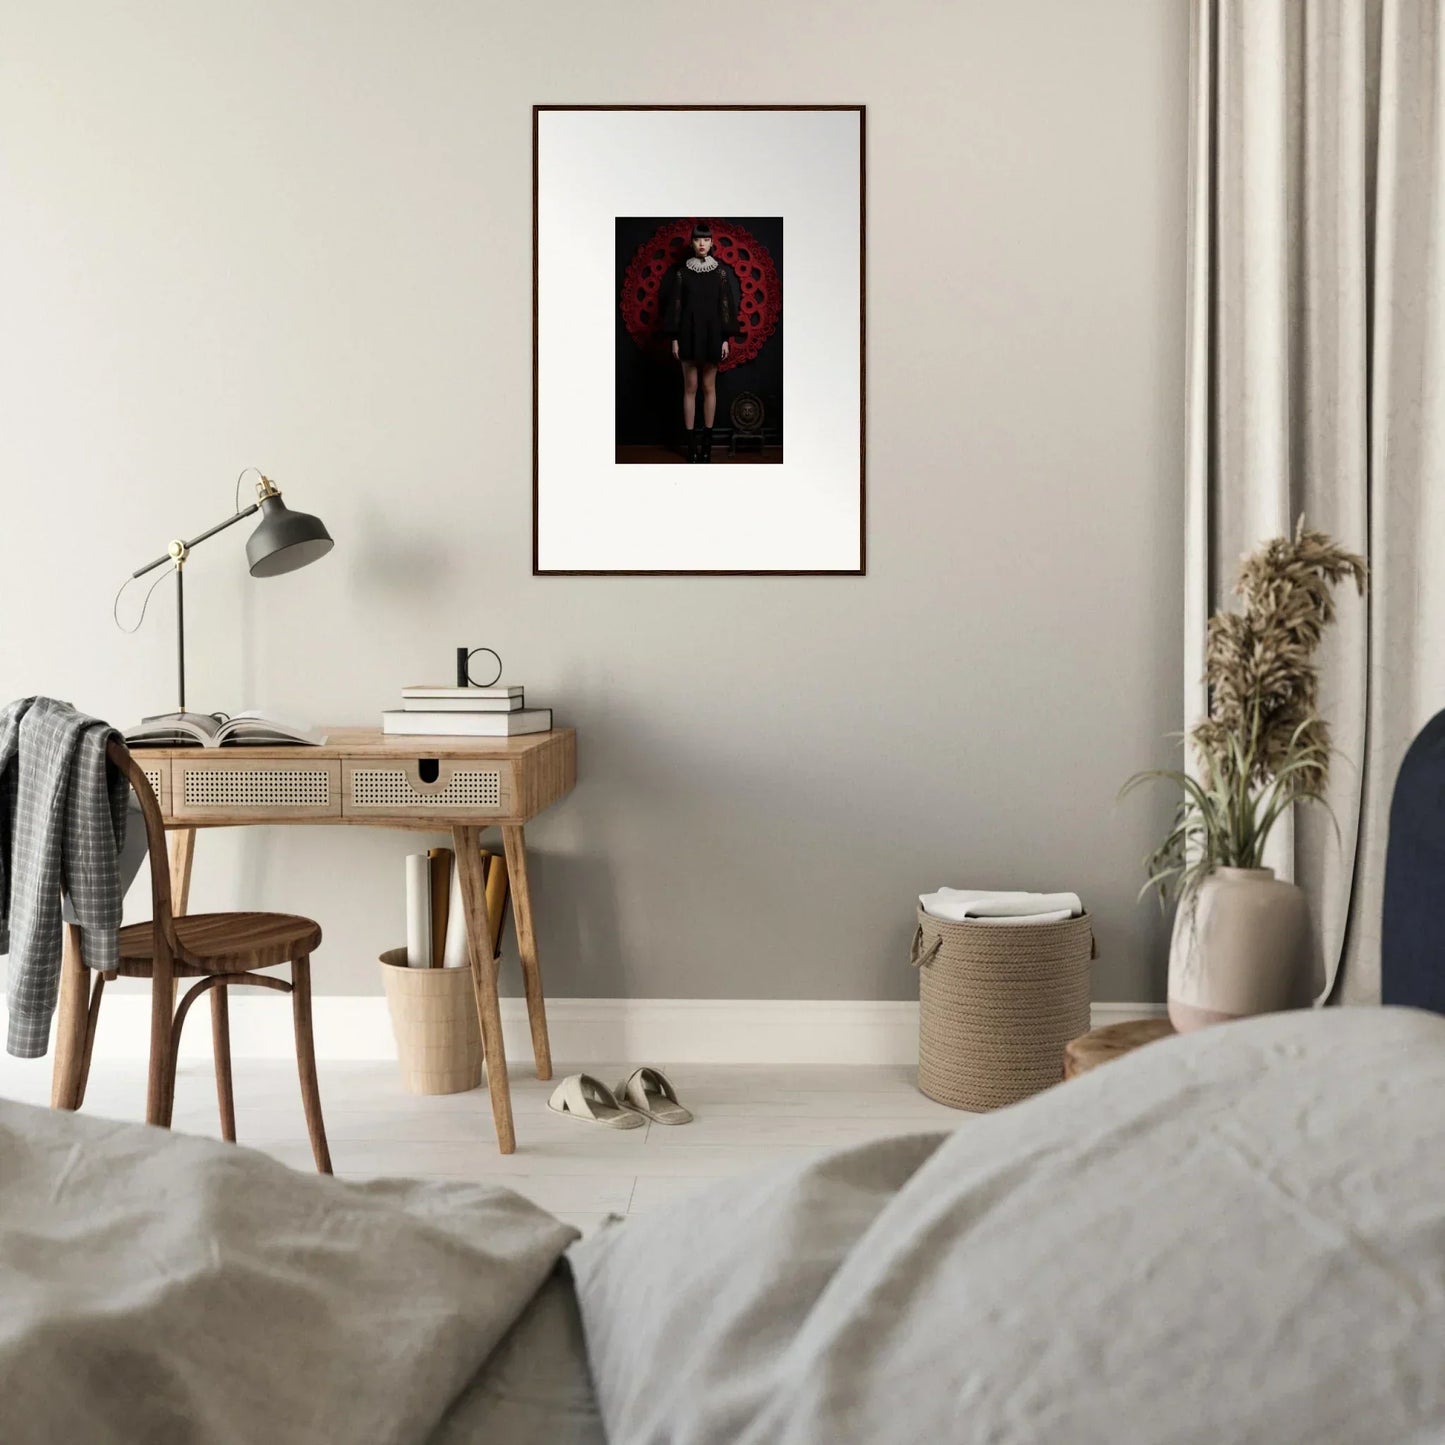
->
[1062, 1018, 1176, 1080]
[50, 740, 332, 1173]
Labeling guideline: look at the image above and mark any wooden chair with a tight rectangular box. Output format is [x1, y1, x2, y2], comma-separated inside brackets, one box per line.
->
[51, 739, 331, 1173]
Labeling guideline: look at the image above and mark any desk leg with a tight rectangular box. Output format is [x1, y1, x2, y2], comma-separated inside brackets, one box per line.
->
[454, 826, 516, 1154]
[50, 924, 88, 1109]
[168, 828, 195, 914]
[501, 825, 552, 1082]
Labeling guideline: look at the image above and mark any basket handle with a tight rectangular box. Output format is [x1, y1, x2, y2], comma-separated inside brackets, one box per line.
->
[909, 925, 942, 969]
[911, 922, 1095, 965]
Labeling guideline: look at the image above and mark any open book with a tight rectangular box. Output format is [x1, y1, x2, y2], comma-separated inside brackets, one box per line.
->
[123, 711, 328, 748]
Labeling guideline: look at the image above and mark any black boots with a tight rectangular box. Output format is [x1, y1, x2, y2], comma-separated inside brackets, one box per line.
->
[685, 425, 715, 463]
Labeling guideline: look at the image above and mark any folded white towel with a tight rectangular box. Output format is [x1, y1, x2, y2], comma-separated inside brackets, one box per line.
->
[953, 909, 1075, 927]
[919, 889, 1083, 925]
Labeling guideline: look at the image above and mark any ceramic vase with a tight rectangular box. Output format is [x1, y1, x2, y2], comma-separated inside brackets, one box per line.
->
[1167, 867, 1311, 1032]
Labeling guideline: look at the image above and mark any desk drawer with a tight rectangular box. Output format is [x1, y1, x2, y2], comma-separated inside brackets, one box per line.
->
[134, 760, 171, 815]
[343, 759, 515, 818]
[173, 759, 342, 820]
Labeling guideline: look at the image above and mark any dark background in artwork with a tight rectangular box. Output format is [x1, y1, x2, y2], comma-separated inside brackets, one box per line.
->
[615, 216, 784, 449]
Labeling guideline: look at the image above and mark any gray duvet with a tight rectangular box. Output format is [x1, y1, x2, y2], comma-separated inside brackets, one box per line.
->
[4, 1007, 1445, 1444]
[0, 1100, 589, 1443]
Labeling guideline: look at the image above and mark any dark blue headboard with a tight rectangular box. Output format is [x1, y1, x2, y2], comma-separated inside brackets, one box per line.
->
[1382, 709, 1445, 1013]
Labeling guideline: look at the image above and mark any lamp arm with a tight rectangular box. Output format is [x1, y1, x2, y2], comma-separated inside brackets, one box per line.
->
[130, 502, 261, 579]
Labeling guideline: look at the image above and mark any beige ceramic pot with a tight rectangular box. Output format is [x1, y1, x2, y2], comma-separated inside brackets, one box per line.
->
[1167, 867, 1311, 1032]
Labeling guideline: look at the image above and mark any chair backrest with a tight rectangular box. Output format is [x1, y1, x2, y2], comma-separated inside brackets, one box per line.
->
[105, 738, 180, 963]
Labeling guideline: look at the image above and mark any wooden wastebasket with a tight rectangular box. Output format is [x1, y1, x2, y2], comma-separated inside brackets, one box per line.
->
[379, 949, 483, 1095]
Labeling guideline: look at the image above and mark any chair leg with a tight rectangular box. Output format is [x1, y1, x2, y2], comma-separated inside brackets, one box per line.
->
[50, 924, 89, 1109]
[290, 955, 332, 1174]
[211, 985, 236, 1143]
[146, 959, 176, 1128]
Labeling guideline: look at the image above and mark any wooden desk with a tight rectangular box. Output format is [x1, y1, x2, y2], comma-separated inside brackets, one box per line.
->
[51, 727, 577, 1154]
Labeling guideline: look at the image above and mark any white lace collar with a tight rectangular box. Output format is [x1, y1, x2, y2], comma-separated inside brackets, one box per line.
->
[685, 255, 719, 273]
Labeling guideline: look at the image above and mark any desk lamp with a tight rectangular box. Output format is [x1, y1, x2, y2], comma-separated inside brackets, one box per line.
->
[118, 469, 333, 726]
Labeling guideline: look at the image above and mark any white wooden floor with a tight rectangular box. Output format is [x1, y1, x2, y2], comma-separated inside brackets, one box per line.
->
[0, 1055, 970, 1234]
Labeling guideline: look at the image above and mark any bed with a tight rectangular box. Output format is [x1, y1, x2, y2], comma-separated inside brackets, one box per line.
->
[3, 1006, 1444, 1443]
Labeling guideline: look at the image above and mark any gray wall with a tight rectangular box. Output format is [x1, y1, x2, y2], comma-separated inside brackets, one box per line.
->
[0, 1, 1188, 1003]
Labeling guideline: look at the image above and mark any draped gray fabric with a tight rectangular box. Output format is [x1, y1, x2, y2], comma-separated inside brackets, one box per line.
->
[1186, 0, 1445, 1005]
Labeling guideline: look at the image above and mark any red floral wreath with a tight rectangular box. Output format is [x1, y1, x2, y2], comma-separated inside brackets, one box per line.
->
[619, 218, 781, 372]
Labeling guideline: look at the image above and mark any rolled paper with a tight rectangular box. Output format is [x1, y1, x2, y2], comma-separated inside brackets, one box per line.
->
[405, 853, 432, 968]
[441, 858, 471, 967]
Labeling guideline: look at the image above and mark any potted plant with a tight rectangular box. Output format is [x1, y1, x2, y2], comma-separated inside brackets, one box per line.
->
[1124, 522, 1367, 1031]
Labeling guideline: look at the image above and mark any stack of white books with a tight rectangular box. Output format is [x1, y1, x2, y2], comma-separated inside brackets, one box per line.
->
[382, 685, 553, 738]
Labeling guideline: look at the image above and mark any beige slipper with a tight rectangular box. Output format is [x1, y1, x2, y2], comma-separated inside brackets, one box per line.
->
[615, 1066, 693, 1125]
[547, 1074, 644, 1129]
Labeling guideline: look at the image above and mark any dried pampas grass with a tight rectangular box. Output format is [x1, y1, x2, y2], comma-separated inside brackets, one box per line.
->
[1123, 520, 1367, 902]
[1194, 521, 1367, 797]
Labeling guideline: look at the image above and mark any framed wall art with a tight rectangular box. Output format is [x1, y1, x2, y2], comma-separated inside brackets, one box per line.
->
[533, 104, 865, 575]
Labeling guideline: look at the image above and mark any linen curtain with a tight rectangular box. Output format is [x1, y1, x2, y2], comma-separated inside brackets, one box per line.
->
[1186, 0, 1445, 1004]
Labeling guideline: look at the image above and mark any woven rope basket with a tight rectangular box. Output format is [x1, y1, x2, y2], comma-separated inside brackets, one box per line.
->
[911, 909, 1094, 1111]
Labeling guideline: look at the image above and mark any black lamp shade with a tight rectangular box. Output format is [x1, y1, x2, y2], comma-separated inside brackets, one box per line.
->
[246, 494, 334, 577]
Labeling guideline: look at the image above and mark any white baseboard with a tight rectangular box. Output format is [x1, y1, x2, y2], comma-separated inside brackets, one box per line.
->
[26, 996, 1167, 1067]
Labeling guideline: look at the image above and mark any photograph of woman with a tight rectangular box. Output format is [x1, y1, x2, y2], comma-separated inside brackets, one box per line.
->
[539, 108, 860, 572]
[614, 216, 784, 466]
[662, 223, 740, 463]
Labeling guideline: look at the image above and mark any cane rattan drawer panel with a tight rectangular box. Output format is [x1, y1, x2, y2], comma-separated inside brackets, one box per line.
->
[135, 761, 171, 815]
[173, 759, 342, 820]
[343, 759, 515, 818]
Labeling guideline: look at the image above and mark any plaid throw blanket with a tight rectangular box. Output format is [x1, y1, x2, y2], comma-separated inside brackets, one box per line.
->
[0, 699, 129, 1057]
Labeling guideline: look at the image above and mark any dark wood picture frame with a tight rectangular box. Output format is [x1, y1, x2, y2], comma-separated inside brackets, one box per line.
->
[532, 103, 866, 577]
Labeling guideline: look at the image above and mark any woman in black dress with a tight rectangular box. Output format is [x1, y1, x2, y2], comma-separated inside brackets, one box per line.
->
[661, 222, 742, 463]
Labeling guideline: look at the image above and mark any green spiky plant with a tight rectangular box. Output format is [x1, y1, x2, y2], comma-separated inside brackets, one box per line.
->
[1122, 521, 1367, 904]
